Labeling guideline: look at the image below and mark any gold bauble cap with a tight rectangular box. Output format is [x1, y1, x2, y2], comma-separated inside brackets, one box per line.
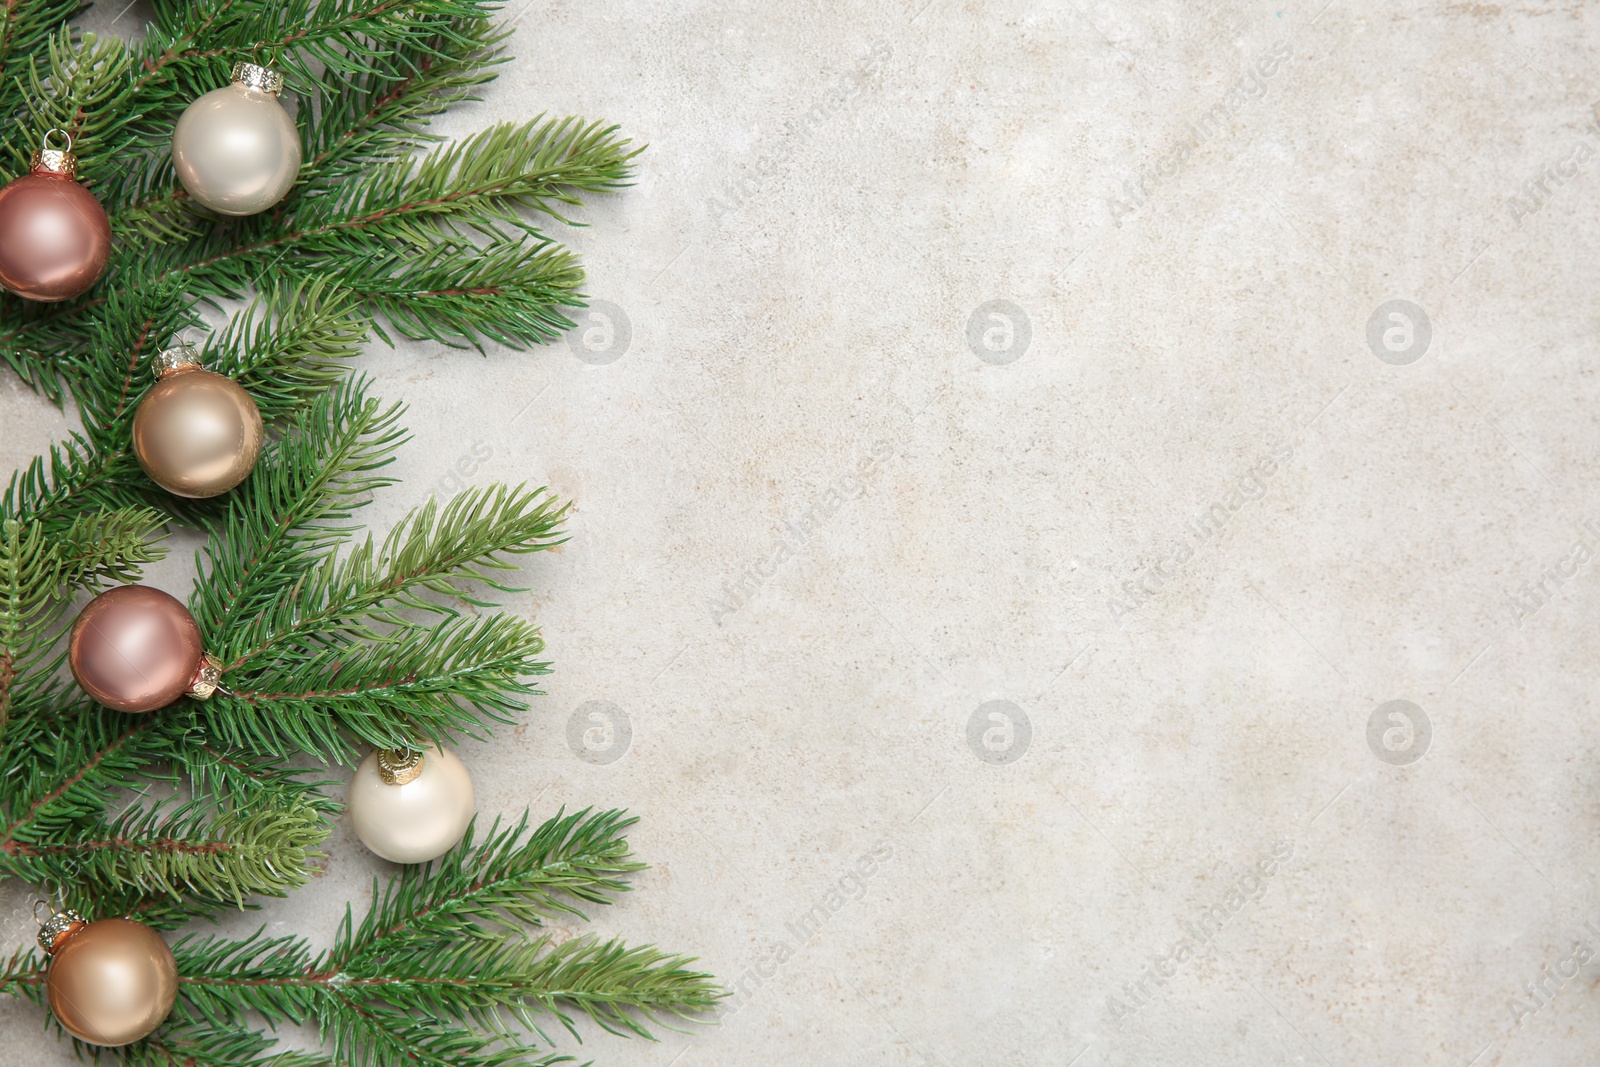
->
[29, 128, 76, 178]
[231, 61, 285, 95]
[376, 747, 425, 785]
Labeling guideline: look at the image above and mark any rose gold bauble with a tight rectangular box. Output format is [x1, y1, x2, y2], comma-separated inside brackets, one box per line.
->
[132, 348, 264, 498]
[46, 918, 178, 1047]
[0, 135, 110, 302]
[68, 585, 206, 712]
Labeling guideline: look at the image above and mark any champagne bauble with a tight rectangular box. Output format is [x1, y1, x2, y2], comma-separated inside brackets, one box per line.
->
[0, 130, 110, 302]
[37, 905, 177, 1047]
[133, 342, 264, 498]
[68, 585, 223, 712]
[171, 62, 301, 216]
[349, 746, 475, 864]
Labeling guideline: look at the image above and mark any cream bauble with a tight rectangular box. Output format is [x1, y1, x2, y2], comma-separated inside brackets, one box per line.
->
[171, 62, 301, 216]
[348, 746, 474, 864]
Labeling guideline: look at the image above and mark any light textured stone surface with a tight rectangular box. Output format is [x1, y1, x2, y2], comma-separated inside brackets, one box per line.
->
[5, 0, 1600, 1063]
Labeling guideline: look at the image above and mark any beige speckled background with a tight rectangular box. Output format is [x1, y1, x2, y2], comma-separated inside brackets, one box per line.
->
[5, 0, 1600, 1063]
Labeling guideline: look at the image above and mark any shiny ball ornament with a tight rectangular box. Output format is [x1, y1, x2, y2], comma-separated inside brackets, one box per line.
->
[68, 584, 223, 713]
[349, 746, 475, 864]
[0, 130, 111, 302]
[133, 344, 264, 498]
[171, 62, 301, 216]
[37, 906, 177, 1047]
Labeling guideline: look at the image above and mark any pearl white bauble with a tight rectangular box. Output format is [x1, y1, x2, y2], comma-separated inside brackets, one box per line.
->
[171, 83, 301, 216]
[348, 745, 474, 864]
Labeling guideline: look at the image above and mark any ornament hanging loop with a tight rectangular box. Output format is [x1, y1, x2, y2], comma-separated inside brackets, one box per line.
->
[33, 899, 87, 954]
[31, 128, 77, 178]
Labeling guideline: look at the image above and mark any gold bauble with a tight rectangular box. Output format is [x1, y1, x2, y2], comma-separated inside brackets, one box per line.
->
[132, 350, 263, 499]
[46, 918, 178, 1047]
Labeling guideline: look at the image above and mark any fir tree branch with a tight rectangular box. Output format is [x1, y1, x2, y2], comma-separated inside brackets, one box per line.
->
[200, 278, 369, 422]
[167, 809, 720, 1057]
[99, 115, 638, 356]
[48, 507, 169, 589]
[0, 510, 167, 732]
[222, 482, 567, 672]
[110, 173, 202, 245]
[129, 1021, 339, 1067]
[299, 15, 507, 183]
[0, 946, 44, 1002]
[177, 931, 721, 1046]
[175, 741, 341, 825]
[0, 0, 80, 129]
[0, 698, 328, 928]
[0, 705, 152, 836]
[283, 114, 639, 239]
[0, 302, 86, 403]
[188, 378, 407, 641]
[339, 236, 586, 349]
[4, 281, 368, 544]
[337, 810, 644, 957]
[318, 1009, 574, 1067]
[209, 612, 550, 759]
[1, 432, 150, 533]
[487, 935, 725, 1043]
[3, 29, 138, 182]
[3, 801, 329, 928]
[136, 0, 470, 91]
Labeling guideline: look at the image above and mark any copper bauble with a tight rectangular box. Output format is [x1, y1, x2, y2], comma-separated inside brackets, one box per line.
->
[0, 131, 110, 302]
[132, 346, 264, 498]
[68, 585, 220, 713]
[46, 918, 177, 1047]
